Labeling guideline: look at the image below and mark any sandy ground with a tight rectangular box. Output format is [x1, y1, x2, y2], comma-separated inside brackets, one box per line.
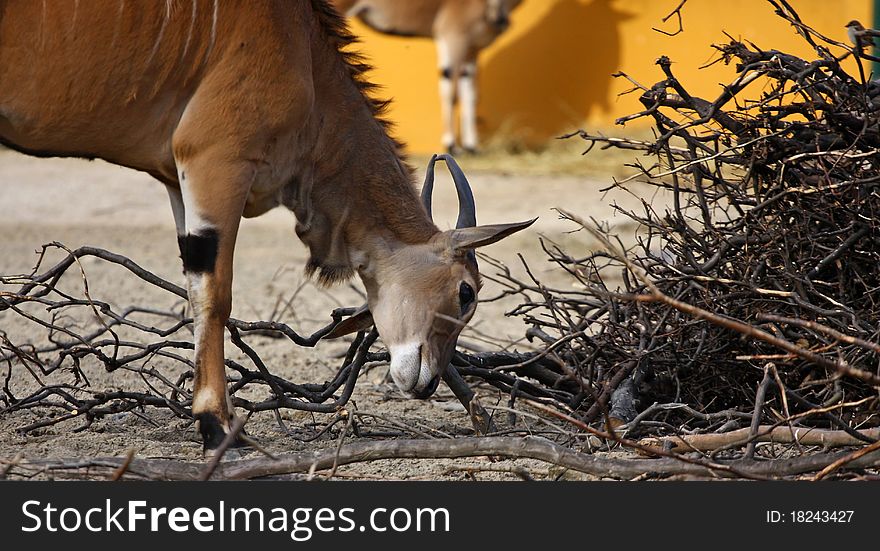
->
[0, 148, 656, 480]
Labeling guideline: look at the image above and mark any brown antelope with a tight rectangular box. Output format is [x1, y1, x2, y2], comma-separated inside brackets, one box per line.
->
[331, 0, 523, 153]
[0, 0, 534, 453]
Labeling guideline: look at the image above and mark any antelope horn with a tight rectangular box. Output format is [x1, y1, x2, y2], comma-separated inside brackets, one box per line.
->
[441, 154, 478, 229]
[420, 153, 439, 219]
[420, 154, 477, 228]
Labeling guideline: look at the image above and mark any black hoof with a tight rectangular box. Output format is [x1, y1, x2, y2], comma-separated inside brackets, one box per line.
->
[462, 146, 479, 156]
[196, 412, 248, 453]
[446, 144, 460, 156]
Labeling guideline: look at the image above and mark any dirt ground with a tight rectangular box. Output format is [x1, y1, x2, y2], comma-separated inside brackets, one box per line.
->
[0, 147, 657, 480]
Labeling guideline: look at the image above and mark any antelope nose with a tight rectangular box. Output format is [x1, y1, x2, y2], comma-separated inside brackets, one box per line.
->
[413, 373, 441, 399]
[389, 343, 424, 393]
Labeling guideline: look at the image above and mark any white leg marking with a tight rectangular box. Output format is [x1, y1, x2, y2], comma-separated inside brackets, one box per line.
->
[459, 62, 478, 150]
[440, 77, 456, 149]
[185, 262, 217, 414]
[436, 39, 457, 150]
[166, 185, 186, 236]
[178, 167, 217, 352]
[178, 168, 214, 235]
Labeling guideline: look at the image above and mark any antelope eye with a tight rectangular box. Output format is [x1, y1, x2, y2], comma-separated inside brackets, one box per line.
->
[459, 282, 476, 314]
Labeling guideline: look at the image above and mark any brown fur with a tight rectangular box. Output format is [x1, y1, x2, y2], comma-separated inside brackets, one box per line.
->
[0, 0, 532, 447]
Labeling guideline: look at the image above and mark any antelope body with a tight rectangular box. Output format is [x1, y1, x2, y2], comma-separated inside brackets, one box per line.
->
[0, 0, 532, 452]
[331, 0, 523, 153]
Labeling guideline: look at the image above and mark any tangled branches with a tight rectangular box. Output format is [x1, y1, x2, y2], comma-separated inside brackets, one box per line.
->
[0, 242, 584, 440]
[512, 1, 880, 452]
[0, 243, 382, 432]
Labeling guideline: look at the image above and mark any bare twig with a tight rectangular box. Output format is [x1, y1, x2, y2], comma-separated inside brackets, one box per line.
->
[653, 0, 688, 37]
[8, 436, 880, 481]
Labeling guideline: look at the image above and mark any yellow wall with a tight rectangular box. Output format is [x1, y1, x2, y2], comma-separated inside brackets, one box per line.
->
[346, 0, 873, 153]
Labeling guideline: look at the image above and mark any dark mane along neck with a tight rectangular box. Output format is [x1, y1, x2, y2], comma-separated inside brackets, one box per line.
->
[308, 0, 398, 148]
[298, 0, 439, 286]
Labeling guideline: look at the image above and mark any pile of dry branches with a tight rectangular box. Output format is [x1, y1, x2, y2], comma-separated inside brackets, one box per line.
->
[502, 0, 880, 455]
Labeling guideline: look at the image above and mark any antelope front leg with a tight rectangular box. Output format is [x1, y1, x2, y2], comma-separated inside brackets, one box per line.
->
[436, 37, 461, 154]
[458, 60, 479, 154]
[165, 185, 186, 249]
[176, 160, 251, 454]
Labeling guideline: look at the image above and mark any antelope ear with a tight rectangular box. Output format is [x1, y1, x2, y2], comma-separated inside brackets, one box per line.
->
[449, 218, 537, 250]
[324, 306, 374, 339]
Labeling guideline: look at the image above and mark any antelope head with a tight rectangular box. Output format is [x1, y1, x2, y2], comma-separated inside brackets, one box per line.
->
[326, 155, 535, 398]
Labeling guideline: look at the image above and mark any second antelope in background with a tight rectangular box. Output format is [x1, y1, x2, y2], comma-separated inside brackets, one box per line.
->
[332, 0, 523, 154]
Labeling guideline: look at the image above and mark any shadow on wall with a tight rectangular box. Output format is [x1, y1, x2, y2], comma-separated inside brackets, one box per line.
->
[480, 0, 634, 148]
